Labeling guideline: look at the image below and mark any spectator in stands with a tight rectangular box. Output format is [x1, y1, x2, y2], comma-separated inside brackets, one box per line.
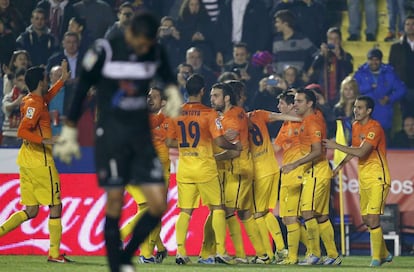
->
[3, 50, 31, 96]
[223, 42, 261, 108]
[334, 76, 359, 144]
[0, 0, 25, 37]
[73, 0, 115, 41]
[215, 0, 271, 66]
[305, 83, 335, 138]
[176, 63, 194, 102]
[272, 0, 328, 47]
[217, 71, 239, 83]
[47, 32, 81, 79]
[1, 68, 27, 147]
[251, 74, 287, 112]
[158, 16, 182, 71]
[283, 65, 303, 89]
[176, 0, 215, 68]
[10, 0, 37, 26]
[48, 65, 66, 136]
[384, 0, 405, 41]
[0, 17, 15, 73]
[37, 0, 77, 42]
[347, 0, 377, 41]
[272, 9, 318, 76]
[389, 15, 414, 117]
[185, 47, 217, 105]
[201, 0, 220, 22]
[16, 8, 57, 66]
[354, 48, 406, 141]
[391, 115, 414, 148]
[105, 2, 133, 39]
[309, 27, 353, 106]
[68, 16, 92, 56]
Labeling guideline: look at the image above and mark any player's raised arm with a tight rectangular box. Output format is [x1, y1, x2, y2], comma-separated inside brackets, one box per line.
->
[322, 138, 373, 158]
[53, 41, 106, 164]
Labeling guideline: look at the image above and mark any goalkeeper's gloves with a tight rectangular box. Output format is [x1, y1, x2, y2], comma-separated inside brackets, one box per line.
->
[53, 125, 81, 164]
[164, 85, 183, 118]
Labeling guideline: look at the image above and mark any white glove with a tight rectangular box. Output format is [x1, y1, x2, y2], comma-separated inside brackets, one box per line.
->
[53, 125, 81, 164]
[164, 85, 183, 118]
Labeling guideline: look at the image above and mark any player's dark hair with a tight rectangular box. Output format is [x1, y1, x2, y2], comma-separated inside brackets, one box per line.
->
[405, 15, 414, 23]
[274, 9, 295, 29]
[186, 73, 205, 96]
[327, 27, 342, 40]
[150, 86, 167, 100]
[129, 12, 159, 40]
[356, 95, 375, 116]
[225, 80, 246, 102]
[296, 88, 316, 109]
[212, 82, 236, 106]
[278, 90, 295, 105]
[25, 66, 45, 92]
[218, 71, 238, 83]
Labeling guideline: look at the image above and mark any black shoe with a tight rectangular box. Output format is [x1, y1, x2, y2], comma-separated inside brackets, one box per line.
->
[366, 33, 376, 41]
[347, 34, 359, 41]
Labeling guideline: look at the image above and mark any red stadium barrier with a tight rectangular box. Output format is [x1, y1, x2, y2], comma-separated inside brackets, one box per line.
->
[0, 150, 413, 256]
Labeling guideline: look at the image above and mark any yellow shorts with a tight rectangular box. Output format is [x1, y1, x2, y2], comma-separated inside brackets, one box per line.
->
[224, 172, 252, 210]
[20, 166, 61, 206]
[279, 183, 302, 218]
[300, 173, 331, 215]
[178, 177, 222, 209]
[253, 172, 280, 213]
[125, 184, 146, 205]
[360, 182, 390, 216]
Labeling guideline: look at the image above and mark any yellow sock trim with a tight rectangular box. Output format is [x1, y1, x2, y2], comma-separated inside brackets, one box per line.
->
[242, 216, 266, 257]
[176, 212, 191, 256]
[370, 226, 385, 260]
[212, 210, 226, 256]
[49, 218, 62, 258]
[255, 216, 274, 258]
[300, 224, 308, 250]
[0, 211, 28, 237]
[304, 218, 321, 257]
[227, 215, 246, 258]
[286, 222, 300, 261]
[264, 212, 286, 251]
[120, 206, 148, 240]
[319, 220, 338, 258]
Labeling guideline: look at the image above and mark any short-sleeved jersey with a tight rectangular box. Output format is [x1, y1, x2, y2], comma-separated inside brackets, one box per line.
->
[221, 106, 252, 176]
[150, 113, 170, 162]
[248, 110, 279, 178]
[352, 119, 390, 188]
[17, 80, 64, 168]
[298, 110, 331, 178]
[167, 102, 223, 183]
[274, 121, 302, 165]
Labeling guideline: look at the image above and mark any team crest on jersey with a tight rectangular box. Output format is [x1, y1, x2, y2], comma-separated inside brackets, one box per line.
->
[215, 118, 223, 129]
[367, 132, 375, 140]
[26, 107, 35, 119]
[315, 131, 321, 137]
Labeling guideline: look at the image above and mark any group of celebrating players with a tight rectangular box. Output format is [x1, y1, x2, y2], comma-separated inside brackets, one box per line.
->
[137, 70, 393, 267]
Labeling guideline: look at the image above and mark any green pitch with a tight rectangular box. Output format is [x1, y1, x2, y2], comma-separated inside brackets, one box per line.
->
[0, 256, 413, 272]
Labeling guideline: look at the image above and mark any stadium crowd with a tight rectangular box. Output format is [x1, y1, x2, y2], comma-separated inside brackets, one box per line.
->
[0, 0, 414, 148]
[0, 1, 413, 270]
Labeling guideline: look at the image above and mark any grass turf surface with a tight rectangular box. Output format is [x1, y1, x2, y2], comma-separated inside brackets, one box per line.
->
[0, 256, 413, 271]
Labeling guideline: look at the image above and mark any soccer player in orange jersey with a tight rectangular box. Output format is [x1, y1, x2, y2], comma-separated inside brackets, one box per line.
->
[210, 82, 269, 264]
[323, 96, 392, 267]
[274, 90, 306, 264]
[282, 89, 339, 265]
[166, 74, 240, 265]
[0, 61, 71, 262]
